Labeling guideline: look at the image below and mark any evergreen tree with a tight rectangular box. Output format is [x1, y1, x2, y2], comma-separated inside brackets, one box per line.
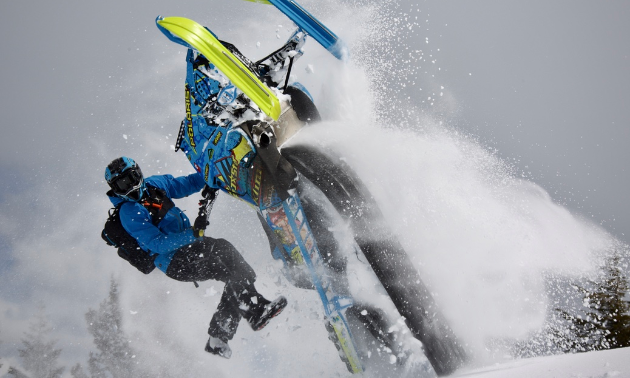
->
[17, 303, 65, 378]
[577, 253, 630, 349]
[70, 363, 90, 378]
[500, 252, 630, 358]
[554, 251, 630, 352]
[8, 367, 33, 378]
[1, 329, 30, 378]
[84, 278, 140, 378]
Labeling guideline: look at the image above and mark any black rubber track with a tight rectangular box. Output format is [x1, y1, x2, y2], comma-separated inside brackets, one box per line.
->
[282, 144, 467, 376]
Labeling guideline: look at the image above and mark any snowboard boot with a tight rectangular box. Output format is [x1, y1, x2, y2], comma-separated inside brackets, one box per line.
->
[245, 296, 288, 331]
[205, 336, 232, 359]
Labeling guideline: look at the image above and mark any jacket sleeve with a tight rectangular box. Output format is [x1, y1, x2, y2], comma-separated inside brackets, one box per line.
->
[147, 173, 206, 199]
[119, 202, 197, 255]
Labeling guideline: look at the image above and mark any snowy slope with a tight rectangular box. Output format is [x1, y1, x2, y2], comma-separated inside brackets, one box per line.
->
[456, 348, 630, 378]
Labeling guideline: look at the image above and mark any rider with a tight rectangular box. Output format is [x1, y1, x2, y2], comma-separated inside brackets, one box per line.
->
[104, 156, 287, 358]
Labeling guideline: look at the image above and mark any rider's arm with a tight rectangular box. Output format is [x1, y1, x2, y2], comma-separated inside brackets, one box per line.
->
[146, 173, 206, 200]
[119, 202, 197, 255]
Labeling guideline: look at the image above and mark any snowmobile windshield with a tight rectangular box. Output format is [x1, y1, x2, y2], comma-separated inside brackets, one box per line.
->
[110, 167, 143, 198]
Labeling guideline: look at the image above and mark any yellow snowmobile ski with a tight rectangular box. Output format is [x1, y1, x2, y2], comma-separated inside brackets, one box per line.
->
[157, 16, 281, 120]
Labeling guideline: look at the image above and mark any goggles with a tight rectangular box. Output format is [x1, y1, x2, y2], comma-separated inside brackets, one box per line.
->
[110, 167, 143, 196]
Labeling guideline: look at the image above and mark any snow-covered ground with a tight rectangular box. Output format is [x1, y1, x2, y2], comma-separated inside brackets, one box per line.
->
[456, 348, 630, 378]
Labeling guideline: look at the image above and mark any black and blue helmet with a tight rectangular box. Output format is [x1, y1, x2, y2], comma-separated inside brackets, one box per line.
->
[105, 156, 146, 201]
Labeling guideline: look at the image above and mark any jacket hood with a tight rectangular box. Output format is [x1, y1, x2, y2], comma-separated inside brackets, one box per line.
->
[108, 190, 130, 207]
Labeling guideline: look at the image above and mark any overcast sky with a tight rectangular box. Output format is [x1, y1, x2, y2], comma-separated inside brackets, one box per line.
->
[400, 1, 630, 241]
[0, 0, 628, 374]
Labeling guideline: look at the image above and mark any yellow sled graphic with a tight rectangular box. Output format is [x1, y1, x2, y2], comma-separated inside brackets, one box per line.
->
[157, 16, 281, 120]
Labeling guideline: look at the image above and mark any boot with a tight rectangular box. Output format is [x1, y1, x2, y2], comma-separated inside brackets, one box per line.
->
[205, 336, 232, 359]
[245, 296, 288, 331]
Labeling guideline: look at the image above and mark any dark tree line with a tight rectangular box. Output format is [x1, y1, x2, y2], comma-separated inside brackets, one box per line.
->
[557, 252, 630, 352]
[5, 278, 154, 378]
[70, 279, 147, 378]
[6, 248, 630, 375]
[0, 304, 66, 378]
[504, 246, 630, 357]
[17, 304, 64, 378]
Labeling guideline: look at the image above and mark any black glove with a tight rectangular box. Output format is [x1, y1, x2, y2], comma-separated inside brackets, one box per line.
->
[193, 186, 216, 238]
[193, 211, 208, 238]
[201, 185, 218, 201]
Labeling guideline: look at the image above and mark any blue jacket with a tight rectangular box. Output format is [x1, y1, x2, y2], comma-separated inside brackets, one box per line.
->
[108, 173, 206, 272]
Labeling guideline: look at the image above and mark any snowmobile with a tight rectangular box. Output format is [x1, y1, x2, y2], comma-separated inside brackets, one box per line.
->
[156, 1, 467, 375]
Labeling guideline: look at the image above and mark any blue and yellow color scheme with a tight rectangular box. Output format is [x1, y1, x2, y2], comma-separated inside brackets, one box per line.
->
[157, 16, 281, 120]
[160, 17, 363, 373]
[262, 193, 364, 372]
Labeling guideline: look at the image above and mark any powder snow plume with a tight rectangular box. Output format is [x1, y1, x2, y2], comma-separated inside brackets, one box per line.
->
[285, 0, 624, 367]
[325, 0, 624, 364]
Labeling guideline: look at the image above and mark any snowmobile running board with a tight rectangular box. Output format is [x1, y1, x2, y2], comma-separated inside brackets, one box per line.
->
[156, 16, 282, 120]
[242, 0, 348, 60]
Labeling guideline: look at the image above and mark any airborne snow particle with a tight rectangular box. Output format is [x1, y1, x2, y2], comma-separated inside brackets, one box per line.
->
[205, 286, 218, 297]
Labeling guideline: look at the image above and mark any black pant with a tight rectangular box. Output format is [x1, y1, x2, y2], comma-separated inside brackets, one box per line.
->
[165, 237, 267, 340]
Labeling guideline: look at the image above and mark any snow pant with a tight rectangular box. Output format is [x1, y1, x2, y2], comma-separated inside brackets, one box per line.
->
[165, 237, 269, 341]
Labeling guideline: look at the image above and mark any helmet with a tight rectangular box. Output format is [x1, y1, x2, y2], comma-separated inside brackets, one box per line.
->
[105, 157, 146, 201]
